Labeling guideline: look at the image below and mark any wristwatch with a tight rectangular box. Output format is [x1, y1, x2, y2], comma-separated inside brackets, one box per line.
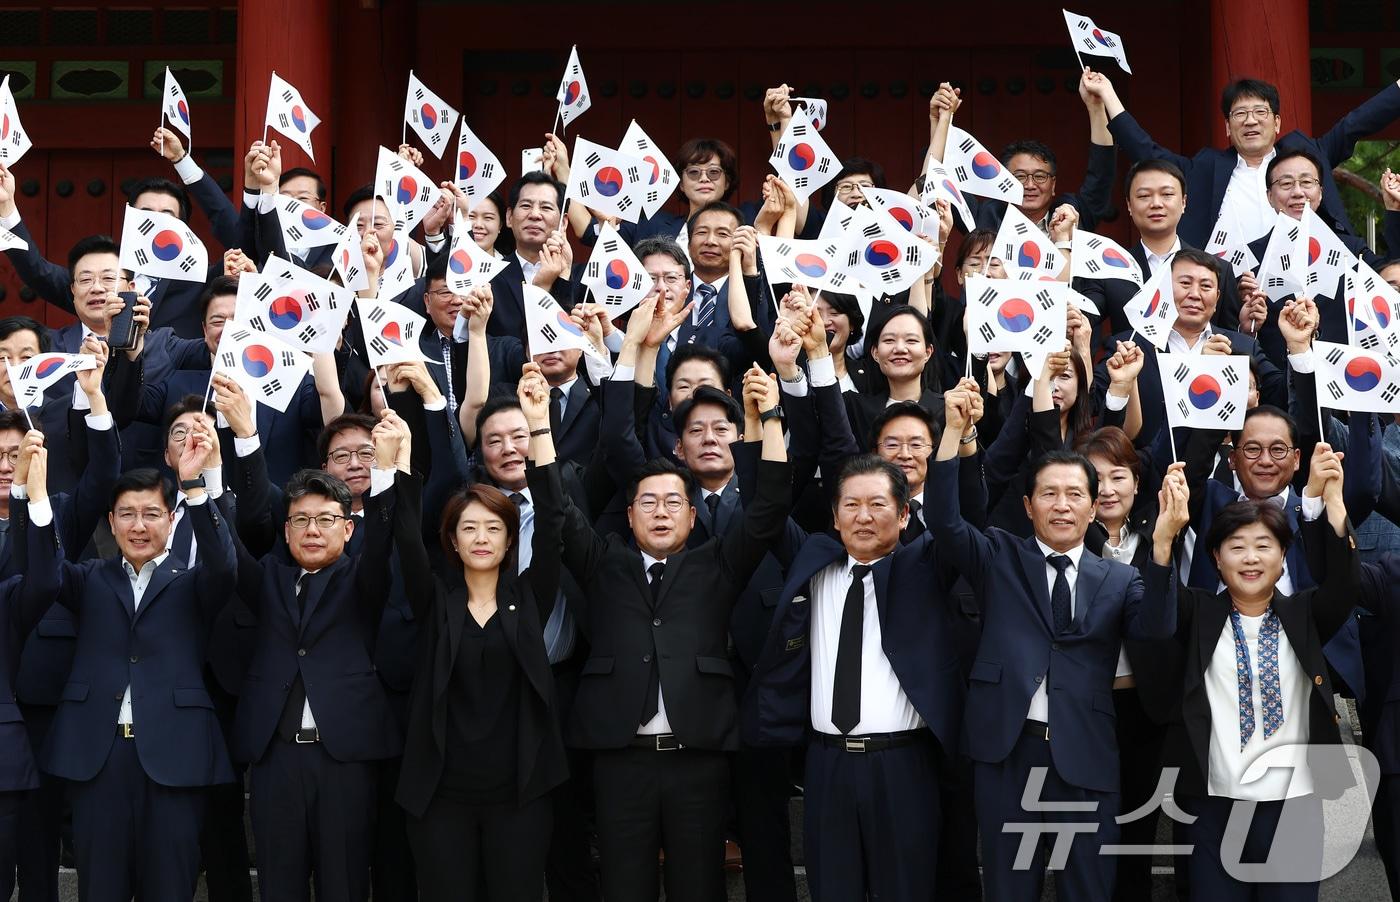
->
[180, 475, 207, 491]
[767, 121, 784, 133]
[759, 405, 786, 424]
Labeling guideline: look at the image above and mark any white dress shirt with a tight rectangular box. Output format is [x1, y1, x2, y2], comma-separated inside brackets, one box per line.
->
[1027, 540, 1085, 724]
[810, 555, 923, 735]
[517, 252, 543, 285]
[636, 551, 674, 735]
[1223, 147, 1278, 243]
[1166, 324, 1212, 355]
[1142, 237, 1182, 277]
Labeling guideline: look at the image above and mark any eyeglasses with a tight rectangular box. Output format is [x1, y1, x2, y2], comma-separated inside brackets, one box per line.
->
[1229, 106, 1274, 122]
[835, 181, 874, 197]
[74, 274, 121, 290]
[1012, 170, 1054, 186]
[633, 494, 688, 514]
[0, 449, 20, 465]
[328, 446, 376, 466]
[878, 438, 931, 455]
[649, 272, 688, 287]
[115, 510, 168, 525]
[168, 426, 192, 444]
[684, 167, 725, 183]
[286, 513, 349, 531]
[1238, 443, 1294, 461]
[1268, 177, 1320, 193]
[427, 288, 457, 300]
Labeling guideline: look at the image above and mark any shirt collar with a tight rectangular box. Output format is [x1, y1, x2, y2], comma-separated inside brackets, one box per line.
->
[641, 550, 666, 571]
[122, 551, 170, 579]
[692, 273, 729, 295]
[845, 552, 888, 572]
[1235, 479, 1289, 510]
[516, 252, 541, 276]
[1235, 146, 1278, 172]
[1141, 236, 1182, 266]
[1034, 538, 1084, 569]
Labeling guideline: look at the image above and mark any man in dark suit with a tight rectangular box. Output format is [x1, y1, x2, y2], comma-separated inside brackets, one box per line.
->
[29, 424, 238, 901]
[557, 364, 791, 902]
[1089, 71, 1400, 246]
[929, 387, 1185, 902]
[487, 172, 578, 342]
[1091, 248, 1286, 448]
[227, 413, 408, 902]
[420, 259, 524, 420]
[666, 204, 756, 390]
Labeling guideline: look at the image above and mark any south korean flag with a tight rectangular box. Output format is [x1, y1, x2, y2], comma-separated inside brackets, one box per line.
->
[565, 138, 649, 223]
[864, 186, 940, 240]
[621, 120, 679, 220]
[1160, 354, 1249, 429]
[1206, 199, 1260, 277]
[403, 70, 460, 160]
[840, 203, 930, 295]
[6, 354, 95, 408]
[446, 212, 509, 296]
[118, 205, 207, 283]
[1314, 340, 1400, 414]
[1345, 260, 1400, 356]
[1122, 261, 1178, 350]
[1062, 9, 1132, 74]
[757, 234, 854, 294]
[1255, 211, 1308, 302]
[964, 275, 1068, 355]
[333, 212, 369, 293]
[555, 45, 592, 128]
[524, 283, 606, 361]
[377, 218, 416, 299]
[454, 120, 505, 206]
[264, 71, 320, 162]
[376, 145, 438, 230]
[769, 108, 838, 205]
[920, 159, 976, 232]
[235, 254, 352, 355]
[993, 205, 1061, 280]
[946, 126, 1023, 205]
[1301, 205, 1357, 297]
[355, 296, 431, 369]
[0, 75, 33, 167]
[275, 193, 346, 251]
[162, 67, 192, 145]
[1071, 228, 1143, 285]
[581, 222, 655, 316]
[212, 323, 312, 414]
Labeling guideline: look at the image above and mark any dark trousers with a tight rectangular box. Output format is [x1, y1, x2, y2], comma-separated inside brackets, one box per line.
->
[202, 680, 251, 902]
[592, 746, 729, 902]
[1178, 794, 1324, 902]
[1113, 687, 1168, 902]
[372, 756, 418, 902]
[1374, 773, 1400, 900]
[804, 734, 942, 902]
[70, 733, 208, 902]
[975, 729, 1119, 902]
[547, 663, 599, 902]
[731, 744, 797, 902]
[0, 789, 22, 901]
[248, 738, 377, 902]
[938, 753, 984, 901]
[407, 792, 553, 902]
[16, 703, 61, 902]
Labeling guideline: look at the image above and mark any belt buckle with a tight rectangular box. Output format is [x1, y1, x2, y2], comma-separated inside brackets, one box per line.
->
[295, 728, 319, 744]
[656, 734, 683, 751]
[121, 723, 134, 739]
[844, 737, 867, 753]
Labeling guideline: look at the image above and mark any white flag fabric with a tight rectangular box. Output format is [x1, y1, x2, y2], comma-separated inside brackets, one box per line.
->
[446, 212, 509, 295]
[454, 120, 505, 206]
[212, 324, 312, 413]
[235, 255, 352, 354]
[1159, 354, 1249, 429]
[946, 126, 1023, 204]
[964, 275, 1068, 355]
[581, 222, 655, 315]
[1071, 228, 1143, 285]
[1256, 211, 1308, 302]
[794, 97, 828, 131]
[920, 160, 977, 232]
[1205, 200, 1260, 276]
[523, 283, 605, 360]
[1066, 287, 1100, 317]
[1314, 340, 1400, 413]
[1122, 260, 1178, 350]
[0, 222, 24, 252]
[118, 205, 207, 282]
[376, 146, 437, 230]
[841, 203, 930, 294]
[404, 71, 460, 159]
[1063, 9, 1132, 73]
[265, 72, 320, 161]
[6, 354, 95, 408]
[620, 120, 679, 220]
[565, 138, 649, 223]
[162, 67, 191, 143]
[757, 235, 857, 294]
[769, 109, 838, 204]
[275, 193, 345, 251]
[356, 297, 430, 369]
[378, 220, 416, 298]
[1346, 261, 1400, 355]
[864, 187, 939, 240]
[1301, 206, 1357, 296]
[555, 46, 591, 128]
[333, 213, 369, 293]
[0, 75, 32, 167]
[993, 206, 1061, 280]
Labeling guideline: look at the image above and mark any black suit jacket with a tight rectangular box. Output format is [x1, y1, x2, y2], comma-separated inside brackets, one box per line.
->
[0, 503, 60, 793]
[486, 256, 577, 343]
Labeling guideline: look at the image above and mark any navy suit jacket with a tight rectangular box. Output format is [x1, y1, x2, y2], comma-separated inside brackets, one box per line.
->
[0, 504, 61, 792]
[926, 457, 1176, 794]
[485, 256, 577, 343]
[1108, 82, 1400, 246]
[36, 495, 238, 787]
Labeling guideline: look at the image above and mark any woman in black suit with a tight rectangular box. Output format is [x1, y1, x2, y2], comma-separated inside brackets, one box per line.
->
[393, 365, 569, 902]
[1165, 443, 1359, 901]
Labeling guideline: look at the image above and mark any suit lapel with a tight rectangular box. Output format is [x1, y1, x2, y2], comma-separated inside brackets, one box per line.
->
[872, 553, 894, 630]
[1199, 591, 1233, 670]
[1070, 551, 1109, 632]
[129, 557, 185, 626]
[103, 561, 137, 618]
[1017, 539, 1055, 632]
[557, 377, 588, 441]
[299, 561, 344, 636]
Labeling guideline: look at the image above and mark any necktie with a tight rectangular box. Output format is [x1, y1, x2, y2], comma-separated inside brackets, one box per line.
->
[169, 500, 195, 565]
[901, 500, 925, 543]
[1047, 554, 1072, 635]
[694, 283, 718, 332]
[440, 335, 458, 413]
[832, 563, 871, 735]
[1230, 607, 1284, 750]
[509, 493, 532, 570]
[278, 576, 311, 741]
[704, 492, 721, 534]
[640, 562, 665, 723]
[549, 386, 565, 436]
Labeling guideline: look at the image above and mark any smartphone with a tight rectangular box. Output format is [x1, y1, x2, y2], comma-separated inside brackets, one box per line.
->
[108, 291, 139, 351]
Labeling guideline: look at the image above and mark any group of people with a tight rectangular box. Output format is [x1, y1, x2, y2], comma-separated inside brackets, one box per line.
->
[2, 57, 1400, 902]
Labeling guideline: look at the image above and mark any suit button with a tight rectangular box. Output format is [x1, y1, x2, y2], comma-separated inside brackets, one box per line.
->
[113, 693, 123, 701]
[1051, 643, 1060, 651]
[298, 649, 307, 657]
[1034, 674, 1043, 683]
[643, 654, 652, 663]
[129, 655, 138, 663]
[653, 618, 662, 627]
[1314, 675, 1323, 686]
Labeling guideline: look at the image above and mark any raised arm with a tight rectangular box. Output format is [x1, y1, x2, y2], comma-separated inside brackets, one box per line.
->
[929, 387, 997, 592]
[353, 411, 411, 628]
[176, 418, 237, 621]
[518, 369, 566, 615]
[1090, 75, 1194, 173]
[458, 284, 495, 448]
[12, 442, 60, 635]
[0, 164, 79, 312]
[714, 368, 792, 593]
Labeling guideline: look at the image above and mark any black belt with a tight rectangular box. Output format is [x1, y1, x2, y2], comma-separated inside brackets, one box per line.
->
[291, 727, 320, 744]
[629, 733, 685, 751]
[1023, 720, 1050, 741]
[814, 729, 924, 753]
[119, 723, 135, 739]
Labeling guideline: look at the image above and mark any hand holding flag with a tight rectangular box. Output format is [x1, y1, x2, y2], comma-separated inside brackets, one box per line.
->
[581, 222, 655, 315]
[555, 46, 591, 129]
[769, 109, 838, 205]
[118, 205, 208, 283]
[162, 67, 192, 144]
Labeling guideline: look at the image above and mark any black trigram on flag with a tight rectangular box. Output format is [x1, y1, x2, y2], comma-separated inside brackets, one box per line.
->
[539, 324, 558, 342]
[977, 323, 996, 342]
[1084, 236, 1103, 251]
[605, 294, 624, 306]
[1224, 249, 1247, 268]
[342, 264, 360, 283]
[1326, 380, 1344, 400]
[1360, 333, 1381, 351]
[817, 159, 831, 174]
[958, 138, 975, 154]
[285, 226, 303, 242]
[625, 166, 640, 183]
[1222, 366, 1240, 386]
[905, 245, 923, 266]
[1175, 399, 1191, 419]
[179, 257, 196, 273]
[1012, 222, 1030, 236]
[774, 241, 794, 256]
[281, 89, 294, 103]
[645, 190, 660, 204]
[995, 177, 1017, 193]
[976, 286, 998, 307]
[168, 83, 180, 97]
[1085, 260, 1101, 273]
[247, 315, 268, 331]
[1031, 325, 1053, 345]
[219, 351, 236, 368]
[575, 181, 592, 198]
[1324, 347, 1346, 365]
[365, 306, 387, 324]
[386, 157, 404, 173]
[413, 88, 424, 101]
[1173, 362, 1191, 383]
[1384, 383, 1400, 403]
[791, 123, 808, 137]
[878, 270, 900, 285]
[479, 162, 495, 178]
[617, 197, 634, 212]
[137, 219, 155, 237]
[584, 151, 602, 168]
[861, 223, 883, 239]
[586, 262, 601, 279]
[953, 165, 969, 182]
[1034, 289, 1056, 310]
[1216, 401, 1237, 421]
[1212, 229, 1229, 246]
[1080, 37, 1100, 51]
[430, 133, 443, 147]
[601, 239, 620, 253]
[793, 177, 808, 189]
[1266, 277, 1285, 290]
[261, 379, 283, 397]
[297, 325, 318, 344]
[1326, 249, 1341, 266]
[277, 114, 290, 129]
[304, 293, 320, 312]
[279, 351, 297, 367]
[133, 249, 149, 266]
[369, 337, 388, 355]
